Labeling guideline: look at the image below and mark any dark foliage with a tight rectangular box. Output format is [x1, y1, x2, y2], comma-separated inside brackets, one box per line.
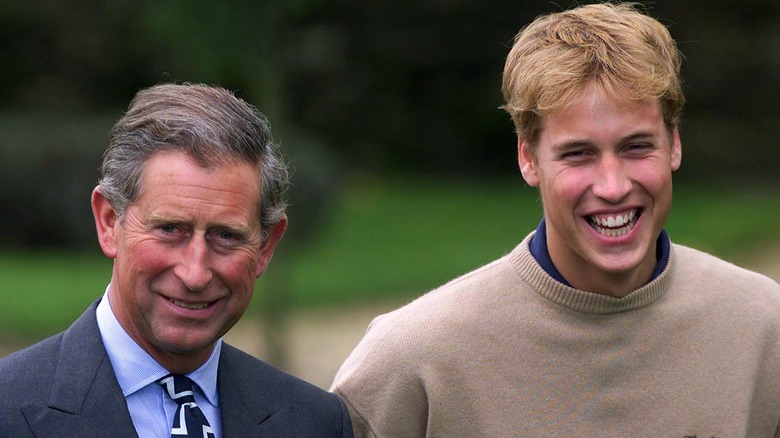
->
[0, 0, 778, 247]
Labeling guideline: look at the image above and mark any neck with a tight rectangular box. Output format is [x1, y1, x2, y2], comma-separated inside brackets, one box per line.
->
[155, 350, 213, 375]
[551, 245, 657, 298]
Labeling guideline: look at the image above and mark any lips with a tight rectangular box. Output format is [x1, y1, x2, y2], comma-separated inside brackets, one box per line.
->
[587, 209, 640, 237]
[169, 298, 210, 310]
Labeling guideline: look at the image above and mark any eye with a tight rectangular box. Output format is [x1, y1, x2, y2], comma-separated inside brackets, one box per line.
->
[154, 223, 185, 241]
[624, 143, 653, 156]
[155, 223, 181, 235]
[210, 229, 248, 247]
[560, 149, 593, 162]
[218, 231, 237, 241]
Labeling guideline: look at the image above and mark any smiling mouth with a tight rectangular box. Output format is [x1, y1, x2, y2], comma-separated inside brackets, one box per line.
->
[587, 209, 640, 237]
[169, 298, 210, 310]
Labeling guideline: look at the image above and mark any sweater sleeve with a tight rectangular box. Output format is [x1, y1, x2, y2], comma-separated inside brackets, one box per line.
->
[331, 312, 432, 438]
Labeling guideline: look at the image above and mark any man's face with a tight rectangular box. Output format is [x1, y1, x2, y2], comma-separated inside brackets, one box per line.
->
[518, 82, 681, 297]
[92, 151, 286, 373]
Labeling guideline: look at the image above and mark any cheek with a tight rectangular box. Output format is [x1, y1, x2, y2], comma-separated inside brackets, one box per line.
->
[119, 241, 174, 279]
[630, 162, 674, 195]
[540, 170, 588, 204]
[214, 252, 261, 287]
[218, 258, 257, 314]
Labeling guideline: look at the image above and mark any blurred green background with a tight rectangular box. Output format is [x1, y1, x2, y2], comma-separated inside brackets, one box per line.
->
[1, 1, 779, 368]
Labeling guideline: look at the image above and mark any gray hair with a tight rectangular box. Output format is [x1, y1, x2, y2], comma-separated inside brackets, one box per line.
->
[98, 83, 289, 236]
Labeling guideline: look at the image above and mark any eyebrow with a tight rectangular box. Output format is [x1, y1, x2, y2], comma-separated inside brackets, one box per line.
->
[147, 214, 254, 236]
[552, 131, 658, 151]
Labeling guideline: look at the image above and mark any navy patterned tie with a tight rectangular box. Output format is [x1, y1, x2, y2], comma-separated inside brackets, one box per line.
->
[158, 374, 216, 438]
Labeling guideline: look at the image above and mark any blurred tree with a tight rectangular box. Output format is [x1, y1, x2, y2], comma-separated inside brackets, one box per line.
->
[0, 0, 778, 248]
[0, 0, 154, 111]
[1, 0, 779, 372]
[659, 1, 780, 184]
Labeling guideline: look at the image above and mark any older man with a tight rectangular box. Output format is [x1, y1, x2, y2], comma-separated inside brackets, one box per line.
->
[1, 83, 352, 437]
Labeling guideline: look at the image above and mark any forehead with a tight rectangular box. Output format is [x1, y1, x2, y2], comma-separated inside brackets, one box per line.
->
[538, 83, 664, 144]
[137, 151, 262, 220]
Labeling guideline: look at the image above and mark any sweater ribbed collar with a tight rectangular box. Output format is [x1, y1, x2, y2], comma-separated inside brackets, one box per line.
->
[510, 232, 674, 314]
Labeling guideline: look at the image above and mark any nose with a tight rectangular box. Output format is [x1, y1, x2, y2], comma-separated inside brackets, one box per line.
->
[592, 154, 632, 203]
[174, 235, 213, 291]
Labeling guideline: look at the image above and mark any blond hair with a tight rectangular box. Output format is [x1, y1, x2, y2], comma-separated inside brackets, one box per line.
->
[501, 2, 684, 149]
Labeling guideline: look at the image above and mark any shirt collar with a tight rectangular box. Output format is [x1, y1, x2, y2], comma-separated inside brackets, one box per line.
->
[529, 218, 670, 287]
[95, 287, 221, 406]
[528, 219, 571, 286]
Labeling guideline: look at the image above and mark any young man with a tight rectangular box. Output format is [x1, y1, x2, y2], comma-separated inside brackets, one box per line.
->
[331, 4, 780, 436]
[0, 84, 352, 437]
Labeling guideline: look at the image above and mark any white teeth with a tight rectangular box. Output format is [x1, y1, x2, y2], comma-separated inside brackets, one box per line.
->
[171, 299, 209, 310]
[589, 210, 638, 237]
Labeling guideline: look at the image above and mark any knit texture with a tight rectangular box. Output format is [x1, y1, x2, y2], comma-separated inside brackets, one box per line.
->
[332, 232, 780, 437]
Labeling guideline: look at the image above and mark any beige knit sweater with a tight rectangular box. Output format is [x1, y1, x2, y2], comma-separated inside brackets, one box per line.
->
[332, 232, 780, 437]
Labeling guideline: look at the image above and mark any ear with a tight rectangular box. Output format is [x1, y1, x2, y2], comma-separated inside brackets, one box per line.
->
[91, 186, 119, 259]
[255, 215, 288, 277]
[670, 127, 682, 171]
[518, 137, 540, 187]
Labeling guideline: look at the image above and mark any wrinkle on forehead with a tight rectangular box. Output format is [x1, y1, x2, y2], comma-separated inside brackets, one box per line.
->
[135, 151, 262, 232]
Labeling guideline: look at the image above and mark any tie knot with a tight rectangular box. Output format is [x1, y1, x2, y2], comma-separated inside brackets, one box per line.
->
[158, 374, 196, 405]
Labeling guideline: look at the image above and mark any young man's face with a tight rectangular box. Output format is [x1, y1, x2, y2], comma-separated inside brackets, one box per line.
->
[518, 82, 681, 297]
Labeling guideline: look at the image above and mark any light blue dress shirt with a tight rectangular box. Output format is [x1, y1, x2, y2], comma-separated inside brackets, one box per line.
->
[96, 289, 223, 437]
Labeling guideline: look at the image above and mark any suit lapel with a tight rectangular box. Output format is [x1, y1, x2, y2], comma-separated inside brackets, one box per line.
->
[23, 300, 138, 438]
[218, 344, 282, 436]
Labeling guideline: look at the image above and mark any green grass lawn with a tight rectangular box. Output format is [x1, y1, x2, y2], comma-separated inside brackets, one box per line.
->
[0, 251, 112, 337]
[2, 177, 779, 339]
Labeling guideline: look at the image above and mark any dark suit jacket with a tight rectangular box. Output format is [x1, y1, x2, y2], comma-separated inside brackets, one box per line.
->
[0, 300, 353, 437]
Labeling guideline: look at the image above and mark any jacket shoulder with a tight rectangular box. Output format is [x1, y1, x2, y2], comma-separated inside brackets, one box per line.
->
[219, 344, 352, 437]
[0, 333, 63, 397]
[0, 332, 65, 437]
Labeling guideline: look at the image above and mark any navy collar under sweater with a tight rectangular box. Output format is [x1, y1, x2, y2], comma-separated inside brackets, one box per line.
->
[514, 226, 673, 314]
[529, 218, 670, 287]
